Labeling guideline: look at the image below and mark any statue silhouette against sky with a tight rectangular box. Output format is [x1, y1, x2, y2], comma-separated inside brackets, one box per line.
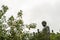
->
[42, 21, 50, 40]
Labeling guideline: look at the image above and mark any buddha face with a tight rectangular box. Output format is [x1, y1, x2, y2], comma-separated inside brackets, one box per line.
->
[42, 21, 47, 27]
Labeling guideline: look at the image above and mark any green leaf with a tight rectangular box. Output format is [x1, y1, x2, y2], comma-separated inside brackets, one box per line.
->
[9, 16, 14, 21]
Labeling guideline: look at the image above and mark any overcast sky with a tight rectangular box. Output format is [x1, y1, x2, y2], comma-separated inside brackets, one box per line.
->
[0, 0, 60, 33]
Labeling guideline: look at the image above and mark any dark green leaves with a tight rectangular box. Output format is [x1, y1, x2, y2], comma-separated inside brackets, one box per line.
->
[18, 10, 23, 18]
[9, 16, 14, 21]
[2, 5, 8, 13]
[0, 5, 8, 19]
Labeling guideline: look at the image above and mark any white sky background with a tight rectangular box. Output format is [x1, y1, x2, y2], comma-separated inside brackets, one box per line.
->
[0, 0, 60, 33]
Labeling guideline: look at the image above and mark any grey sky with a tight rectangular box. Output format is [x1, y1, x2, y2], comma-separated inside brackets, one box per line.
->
[0, 0, 60, 33]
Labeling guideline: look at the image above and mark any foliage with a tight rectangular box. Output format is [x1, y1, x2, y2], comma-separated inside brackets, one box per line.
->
[0, 5, 60, 40]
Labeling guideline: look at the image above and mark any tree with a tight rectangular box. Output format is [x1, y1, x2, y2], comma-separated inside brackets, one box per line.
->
[0, 5, 8, 40]
[1, 5, 60, 40]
